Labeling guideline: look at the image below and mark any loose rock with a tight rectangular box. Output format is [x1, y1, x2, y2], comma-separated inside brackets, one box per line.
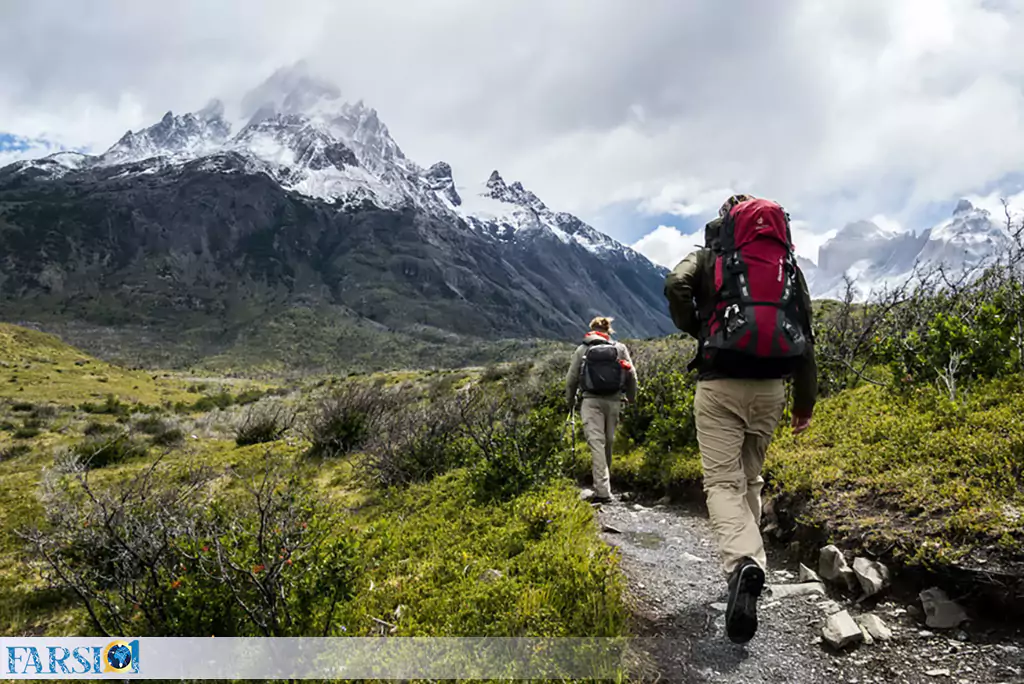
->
[799, 562, 823, 584]
[819, 545, 857, 590]
[602, 524, 622, 534]
[857, 614, 894, 641]
[579, 488, 595, 500]
[818, 599, 843, 616]
[822, 610, 864, 650]
[479, 569, 503, 583]
[852, 557, 891, 598]
[920, 587, 968, 629]
[770, 582, 827, 600]
[924, 669, 951, 677]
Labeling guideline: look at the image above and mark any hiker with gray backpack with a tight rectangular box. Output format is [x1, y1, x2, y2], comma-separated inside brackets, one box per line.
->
[565, 316, 638, 504]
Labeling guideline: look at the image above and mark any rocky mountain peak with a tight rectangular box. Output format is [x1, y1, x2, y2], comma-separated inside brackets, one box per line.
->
[954, 198, 975, 215]
[424, 162, 461, 207]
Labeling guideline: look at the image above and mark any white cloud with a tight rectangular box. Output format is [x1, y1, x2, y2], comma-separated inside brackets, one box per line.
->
[2, 0, 1024, 244]
[631, 226, 702, 270]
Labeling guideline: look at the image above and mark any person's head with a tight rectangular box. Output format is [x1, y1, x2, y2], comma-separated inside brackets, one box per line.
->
[718, 193, 756, 218]
[589, 316, 614, 335]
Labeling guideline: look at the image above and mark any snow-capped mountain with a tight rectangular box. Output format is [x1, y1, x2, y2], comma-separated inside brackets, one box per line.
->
[0, 62, 674, 353]
[802, 200, 1012, 300]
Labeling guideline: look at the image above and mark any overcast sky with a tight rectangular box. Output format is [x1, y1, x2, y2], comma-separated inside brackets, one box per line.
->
[3, 0, 1024, 266]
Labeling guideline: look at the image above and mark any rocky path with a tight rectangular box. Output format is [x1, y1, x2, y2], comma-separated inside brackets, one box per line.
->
[592, 495, 1024, 684]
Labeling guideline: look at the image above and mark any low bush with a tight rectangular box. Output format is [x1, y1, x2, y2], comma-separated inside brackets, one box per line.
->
[460, 382, 568, 502]
[64, 432, 148, 470]
[304, 383, 406, 459]
[235, 403, 294, 447]
[80, 395, 129, 417]
[0, 444, 31, 461]
[20, 451, 360, 637]
[356, 395, 470, 487]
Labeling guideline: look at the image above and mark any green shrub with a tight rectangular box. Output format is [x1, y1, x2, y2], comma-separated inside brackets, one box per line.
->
[235, 404, 293, 447]
[0, 444, 31, 461]
[150, 425, 185, 447]
[616, 343, 696, 457]
[80, 394, 129, 417]
[83, 421, 119, 437]
[356, 395, 469, 487]
[462, 384, 568, 502]
[20, 451, 360, 637]
[67, 432, 148, 470]
[13, 425, 41, 440]
[304, 383, 405, 459]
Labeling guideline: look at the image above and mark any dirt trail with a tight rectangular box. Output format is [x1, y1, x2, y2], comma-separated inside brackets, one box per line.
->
[593, 494, 1024, 684]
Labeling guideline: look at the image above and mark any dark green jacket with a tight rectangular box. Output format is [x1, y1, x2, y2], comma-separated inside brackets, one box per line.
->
[663, 242, 818, 417]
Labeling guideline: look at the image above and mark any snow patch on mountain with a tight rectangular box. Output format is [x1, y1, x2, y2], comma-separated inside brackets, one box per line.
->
[810, 199, 1011, 301]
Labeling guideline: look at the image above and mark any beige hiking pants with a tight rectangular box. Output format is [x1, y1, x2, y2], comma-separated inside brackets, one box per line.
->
[580, 396, 621, 498]
[693, 378, 786, 575]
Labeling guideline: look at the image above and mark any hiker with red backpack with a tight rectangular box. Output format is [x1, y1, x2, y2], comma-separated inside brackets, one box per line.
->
[565, 316, 638, 504]
[664, 194, 818, 645]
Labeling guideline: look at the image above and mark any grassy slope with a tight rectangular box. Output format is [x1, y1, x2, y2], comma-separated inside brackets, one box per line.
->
[0, 324, 627, 645]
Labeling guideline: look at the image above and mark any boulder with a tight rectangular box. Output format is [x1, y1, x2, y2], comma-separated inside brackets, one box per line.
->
[852, 557, 891, 597]
[822, 610, 864, 650]
[819, 545, 857, 590]
[919, 587, 968, 629]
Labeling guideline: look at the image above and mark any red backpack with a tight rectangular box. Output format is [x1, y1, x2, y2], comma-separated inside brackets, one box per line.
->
[700, 198, 809, 375]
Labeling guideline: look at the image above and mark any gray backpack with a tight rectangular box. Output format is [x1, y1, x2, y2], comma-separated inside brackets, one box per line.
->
[580, 341, 625, 395]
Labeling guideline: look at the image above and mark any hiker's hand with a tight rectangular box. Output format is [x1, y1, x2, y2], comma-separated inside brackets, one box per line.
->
[791, 413, 811, 435]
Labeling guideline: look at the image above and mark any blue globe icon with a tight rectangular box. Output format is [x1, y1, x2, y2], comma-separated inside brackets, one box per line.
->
[107, 644, 132, 670]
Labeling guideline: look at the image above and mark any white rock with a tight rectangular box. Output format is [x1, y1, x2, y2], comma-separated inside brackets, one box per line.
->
[710, 602, 728, 612]
[920, 587, 968, 629]
[579, 488, 595, 500]
[770, 582, 827, 600]
[479, 569, 503, 583]
[925, 669, 950, 677]
[818, 599, 843, 615]
[857, 614, 893, 641]
[853, 557, 891, 597]
[859, 623, 875, 646]
[822, 610, 864, 650]
[800, 563, 823, 583]
[819, 545, 857, 590]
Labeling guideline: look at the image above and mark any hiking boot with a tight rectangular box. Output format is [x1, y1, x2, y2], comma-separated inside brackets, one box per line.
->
[591, 493, 617, 505]
[725, 557, 765, 644]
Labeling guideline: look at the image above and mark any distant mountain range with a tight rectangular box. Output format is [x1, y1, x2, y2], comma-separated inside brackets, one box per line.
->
[0, 62, 674, 369]
[799, 199, 1012, 300]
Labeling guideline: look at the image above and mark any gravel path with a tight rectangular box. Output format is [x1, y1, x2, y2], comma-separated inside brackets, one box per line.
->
[594, 496, 1024, 684]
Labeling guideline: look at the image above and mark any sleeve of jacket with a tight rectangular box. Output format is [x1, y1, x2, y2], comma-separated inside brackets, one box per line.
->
[565, 345, 584, 410]
[663, 249, 705, 338]
[618, 343, 638, 402]
[791, 266, 818, 418]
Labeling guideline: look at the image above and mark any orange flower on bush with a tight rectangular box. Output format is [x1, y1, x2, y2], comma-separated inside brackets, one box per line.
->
[252, 564, 265, 574]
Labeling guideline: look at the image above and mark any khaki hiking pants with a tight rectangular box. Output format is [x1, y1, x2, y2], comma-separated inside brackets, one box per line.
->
[693, 378, 786, 576]
[580, 396, 621, 498]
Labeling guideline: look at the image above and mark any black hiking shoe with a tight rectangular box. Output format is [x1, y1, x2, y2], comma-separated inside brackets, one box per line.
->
[725, 557, 765, 644]
[591, 494, 617, 505]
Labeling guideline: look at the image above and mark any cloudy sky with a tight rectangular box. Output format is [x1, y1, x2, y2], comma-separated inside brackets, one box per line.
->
[3, 0, 1024, 266]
